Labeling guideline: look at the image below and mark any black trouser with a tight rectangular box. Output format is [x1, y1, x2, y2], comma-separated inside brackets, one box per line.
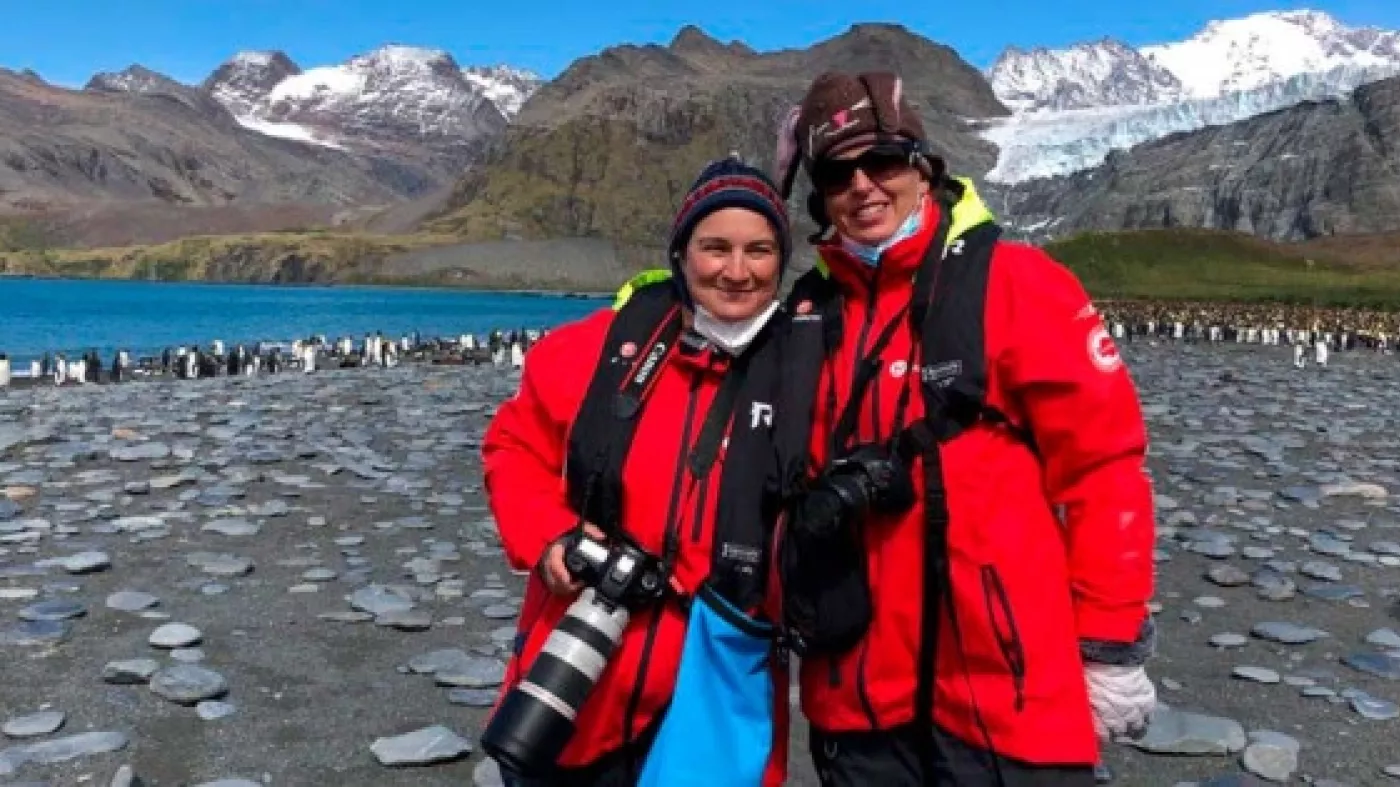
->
[810, 722, 1096, 787]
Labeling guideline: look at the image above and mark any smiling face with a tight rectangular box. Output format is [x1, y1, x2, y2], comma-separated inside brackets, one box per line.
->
[817, 142, 929, 247]
[681, 207, 782, 322]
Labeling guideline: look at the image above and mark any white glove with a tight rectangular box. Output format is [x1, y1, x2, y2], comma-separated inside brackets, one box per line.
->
[1084, 663, 1156, 740]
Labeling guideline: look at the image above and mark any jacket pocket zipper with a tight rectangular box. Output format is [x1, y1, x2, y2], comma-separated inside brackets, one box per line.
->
[980, 565, 1027, 712]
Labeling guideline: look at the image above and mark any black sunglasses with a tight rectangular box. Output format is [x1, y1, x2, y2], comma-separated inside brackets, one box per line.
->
[811, 141, 922, 193]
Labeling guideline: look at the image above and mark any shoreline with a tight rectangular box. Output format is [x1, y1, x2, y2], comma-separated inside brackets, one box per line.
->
[0, 274, 612, 300]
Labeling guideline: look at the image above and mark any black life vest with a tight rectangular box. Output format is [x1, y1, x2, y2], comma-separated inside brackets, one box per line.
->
[775, 182, 1034, 740]
[563, 274, 789, 614]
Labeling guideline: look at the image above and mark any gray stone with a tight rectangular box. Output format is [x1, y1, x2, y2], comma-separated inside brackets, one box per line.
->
[473, 757, 505, 787]
[106, 591, 160, 612]
[1232, 666, 1281, 684]
[149, 664, 228, 705]
[376, 609, 432, 631]
[103, 658, 160, 685]
[18, 599, 86, 622]
[2, 710, 65, 738]
[0, 619, 71, 647]
[1301, 560, 1343, 582]
[202, 518, 260, 537]
[1210, 633, 1248, 649]
[348, 584, 414, 616]
[1351, 694, 1400, 720]
[110, 442, 171, 462]
[370, 725, 473, 766]
[149, 622, 202, 649]
[1241, 731, 1300, 783]
[196, 700, 237, 721]
[447, 688, 500, 707]
[57, 550, 110, 574]
[1206, 565, 1251, 587]
[435, 657, 507, 689]
[1, 730, 127, 768]
[1130, 707, 1247, 755]
[1252, 622, 1329, 645]
[110, 763, 136, 787]
[408, 648, 475, 675]
[1342, 652, 1400, 680]
[1367, 628, 1400, 650]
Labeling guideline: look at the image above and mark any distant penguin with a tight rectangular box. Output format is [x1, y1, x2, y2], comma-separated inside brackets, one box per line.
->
[1293, 343, 1306, 368]
[510, 340, 525, 369]
[54, 355, 67, 385]
[1315, 339, 1329, 367]
[303, 343, 317, 373]
[213, 340, 224, 358]
[0, 353, 10, 388]
[29, 359, 39, 379]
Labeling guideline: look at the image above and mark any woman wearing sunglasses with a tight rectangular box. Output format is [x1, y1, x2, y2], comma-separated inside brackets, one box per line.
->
[771, 71, 1159, 786]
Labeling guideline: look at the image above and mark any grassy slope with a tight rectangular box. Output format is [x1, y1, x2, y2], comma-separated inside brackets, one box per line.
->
[1043, 229, 1400, 308]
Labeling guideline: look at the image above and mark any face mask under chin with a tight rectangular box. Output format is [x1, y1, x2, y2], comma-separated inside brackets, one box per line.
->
[689, 301, 780, 356]
[840, 197, 925, 266]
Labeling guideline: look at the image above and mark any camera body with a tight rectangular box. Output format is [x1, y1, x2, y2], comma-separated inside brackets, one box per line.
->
[481, 529, 668, 779]
[818, 442, 916, 525]
[562, 529, 667, 611]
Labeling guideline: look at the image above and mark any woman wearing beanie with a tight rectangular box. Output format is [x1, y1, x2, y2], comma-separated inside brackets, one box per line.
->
[481, 156, 795, 787]
[771, 71, 1158, 786]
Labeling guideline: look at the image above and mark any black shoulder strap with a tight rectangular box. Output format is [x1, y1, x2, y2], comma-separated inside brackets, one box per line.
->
[565, 281, 683, 536]
[774, 269, 842, 497]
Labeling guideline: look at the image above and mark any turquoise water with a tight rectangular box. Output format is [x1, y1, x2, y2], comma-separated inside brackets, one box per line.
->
[0, 278, 606, 365]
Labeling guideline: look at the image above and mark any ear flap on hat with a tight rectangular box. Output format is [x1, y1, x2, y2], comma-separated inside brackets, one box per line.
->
[774, 105, 802, 200]
[858, 72, 903, 135]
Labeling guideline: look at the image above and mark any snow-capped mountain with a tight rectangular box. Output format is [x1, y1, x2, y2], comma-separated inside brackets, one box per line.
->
[202, 45, 541, 154]
[984, 10, 1400, 183]
[87, 64, 189, 96]
[989, 39, 1182, 112]
[1143, 10, 1400, 99]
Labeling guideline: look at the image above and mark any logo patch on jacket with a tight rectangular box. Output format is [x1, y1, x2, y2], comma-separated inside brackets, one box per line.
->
[1087, 326, 1122, 373]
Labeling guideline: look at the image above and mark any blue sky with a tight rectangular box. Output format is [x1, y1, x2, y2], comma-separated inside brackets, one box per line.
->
[6, 0, 1400, 87]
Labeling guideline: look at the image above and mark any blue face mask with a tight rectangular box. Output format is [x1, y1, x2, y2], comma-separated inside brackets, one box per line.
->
[840, 201, 925, 267]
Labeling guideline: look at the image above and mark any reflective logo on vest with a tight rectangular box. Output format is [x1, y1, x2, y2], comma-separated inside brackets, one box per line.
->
[921, 359, 962, 388]
[750, 401, 774, 429]
[633, 341, 667, 388]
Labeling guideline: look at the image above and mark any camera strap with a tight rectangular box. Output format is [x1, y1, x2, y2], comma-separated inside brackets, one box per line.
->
[828, 305, 907, 453]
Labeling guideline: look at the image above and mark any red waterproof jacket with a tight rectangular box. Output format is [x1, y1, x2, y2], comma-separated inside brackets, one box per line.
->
[799, 185, 1155, 765]
[482, 305, 789, 784]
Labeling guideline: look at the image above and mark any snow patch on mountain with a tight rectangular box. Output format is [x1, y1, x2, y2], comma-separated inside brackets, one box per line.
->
[463, 65, 541, 117]
[235, 115, 345, 150]
[989, 39, 1182, 112]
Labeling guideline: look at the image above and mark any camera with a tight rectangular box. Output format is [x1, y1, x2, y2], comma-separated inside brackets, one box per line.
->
[480, 529, 668, 778]
[800, 443, 916, 536]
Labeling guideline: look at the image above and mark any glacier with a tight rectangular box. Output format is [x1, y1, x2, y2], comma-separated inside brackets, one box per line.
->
[982, 63, 1400, 184]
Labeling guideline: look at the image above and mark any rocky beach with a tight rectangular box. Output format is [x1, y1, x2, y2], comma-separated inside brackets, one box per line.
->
[3, 343, 1400, 786]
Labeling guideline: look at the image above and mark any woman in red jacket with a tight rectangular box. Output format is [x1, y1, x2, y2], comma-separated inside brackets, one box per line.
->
[772, 71, 1159, 786]
[481, 157, 793, 787]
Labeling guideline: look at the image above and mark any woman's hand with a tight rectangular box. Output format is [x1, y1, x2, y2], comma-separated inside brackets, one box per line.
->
[537, 523, 608, 597]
